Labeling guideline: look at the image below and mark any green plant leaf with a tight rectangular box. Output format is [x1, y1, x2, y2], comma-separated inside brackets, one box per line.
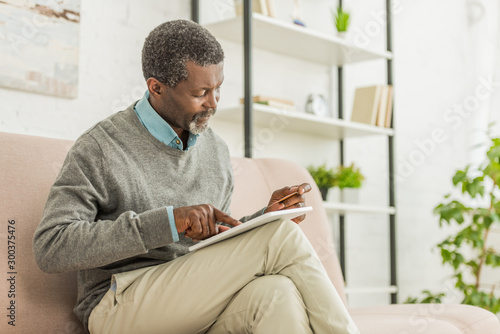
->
[307, 164, 337, 189]
[441, 248, 451, 263]
[465, 177, 485, 198]
[332, 7, 350, 32]
[336, 163, 364, 189]
[404, 296, 418, 304]
[453, 170, 467, 185]
[452, 252, 465, 270]
[471, 292, 482, 306]
[434, 201, 467, 225]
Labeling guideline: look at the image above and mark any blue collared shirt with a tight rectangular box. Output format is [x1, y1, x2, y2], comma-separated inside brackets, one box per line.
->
[135, 91, 199, 150]
[134, 91, 200, 243]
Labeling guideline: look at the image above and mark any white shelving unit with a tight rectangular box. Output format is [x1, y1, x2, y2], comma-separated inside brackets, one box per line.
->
[323, 202, 396, 215]
[201, 5, 396, 303]
[216, 104, 394, 140]
[204, 13, 392, 66]
[345, 286, 398, 295]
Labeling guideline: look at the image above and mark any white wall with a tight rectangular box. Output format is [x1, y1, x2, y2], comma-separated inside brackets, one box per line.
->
[1, 0, 498, 308]
[0, 0, 190, 139]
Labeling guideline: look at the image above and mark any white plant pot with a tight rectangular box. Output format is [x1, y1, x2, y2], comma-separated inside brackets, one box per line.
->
[336, 31, 347, 38]
[327, 187, 341, 202]
[341, 188, 360, 203]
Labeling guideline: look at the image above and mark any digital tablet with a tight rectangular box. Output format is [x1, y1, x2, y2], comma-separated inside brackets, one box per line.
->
[188, 206, 313, 252]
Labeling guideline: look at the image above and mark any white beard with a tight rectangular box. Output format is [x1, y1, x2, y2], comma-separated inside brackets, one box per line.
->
[189, 108, 216, 134]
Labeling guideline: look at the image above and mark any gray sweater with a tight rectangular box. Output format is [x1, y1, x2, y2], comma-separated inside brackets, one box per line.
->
[33, 104, 253, 331]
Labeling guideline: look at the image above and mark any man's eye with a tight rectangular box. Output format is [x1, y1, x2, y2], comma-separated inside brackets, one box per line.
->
[195, 91, 206, 98]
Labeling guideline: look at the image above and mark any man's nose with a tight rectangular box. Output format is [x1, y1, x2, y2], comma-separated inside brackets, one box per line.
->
[204, 90, 218, 109]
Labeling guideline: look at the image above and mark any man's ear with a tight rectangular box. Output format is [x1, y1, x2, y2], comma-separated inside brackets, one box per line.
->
[146, 77, 164, 97]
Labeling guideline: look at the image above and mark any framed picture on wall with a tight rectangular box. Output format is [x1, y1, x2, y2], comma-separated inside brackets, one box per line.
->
[0, 0, 81, 98]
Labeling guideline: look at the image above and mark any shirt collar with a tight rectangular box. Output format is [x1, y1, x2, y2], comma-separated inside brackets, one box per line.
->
[134, 91, 198, 150]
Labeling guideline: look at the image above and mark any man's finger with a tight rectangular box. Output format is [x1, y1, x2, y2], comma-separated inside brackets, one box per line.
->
[292, 214, 306, 224]
[265, 201, 285, 213]
[284, 201, 305, 210]
[272, 186, 293, 200]
[217, 225, 231, 233]
[280, 194, 306, 208]
[297, 183, 312, 195]
[214, 208, 241, 227]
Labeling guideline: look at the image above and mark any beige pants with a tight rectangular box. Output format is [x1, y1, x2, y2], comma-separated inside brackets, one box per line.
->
[89, 219, 359, 334]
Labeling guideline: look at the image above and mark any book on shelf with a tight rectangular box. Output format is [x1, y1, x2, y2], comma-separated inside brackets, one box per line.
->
[240, 95, 295, 110]
[351, 85, 393, 128]
[266, 0, 276, 17]
[376, 85, 389, 127]
[384, 85, 394, 128]
[351, 85, 382, 125]
[235, 0, 269, 16]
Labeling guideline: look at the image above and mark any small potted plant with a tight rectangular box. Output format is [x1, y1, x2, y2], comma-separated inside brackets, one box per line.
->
[336, 163, 364, 202]
[332, 6, 350, 37]
[307, 164, 338, 201]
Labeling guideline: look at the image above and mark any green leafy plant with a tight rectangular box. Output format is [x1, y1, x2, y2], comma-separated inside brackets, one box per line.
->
[336, 163, 364, 189]
[332, 6, 350, 32]
[308, 163, 364, 200]
[307, 164, 337, 200]
[407, 137, 500, 314]
[405, 290, 446, 304]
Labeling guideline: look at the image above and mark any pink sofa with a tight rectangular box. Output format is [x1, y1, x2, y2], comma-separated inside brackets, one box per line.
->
[1, 131, 499, 333]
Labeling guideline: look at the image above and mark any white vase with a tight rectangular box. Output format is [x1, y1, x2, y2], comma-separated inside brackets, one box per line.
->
[341, 188, 360, 203]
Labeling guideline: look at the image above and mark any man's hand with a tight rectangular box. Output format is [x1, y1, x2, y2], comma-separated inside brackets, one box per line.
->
[174, 204, 241, 240]
[264, 183, 312, 223]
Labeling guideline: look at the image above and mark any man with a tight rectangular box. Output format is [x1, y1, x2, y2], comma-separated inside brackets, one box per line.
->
[33, 19, 359, 334]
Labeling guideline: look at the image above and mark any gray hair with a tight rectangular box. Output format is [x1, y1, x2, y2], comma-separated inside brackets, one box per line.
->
[142, 19, 224, 87]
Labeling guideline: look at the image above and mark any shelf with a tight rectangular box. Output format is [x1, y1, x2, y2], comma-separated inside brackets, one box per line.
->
[323, 202, 396, 215]
[215, 104, 394, 139]
[345, 286, 398, 295]
[204, 13, 392, 66]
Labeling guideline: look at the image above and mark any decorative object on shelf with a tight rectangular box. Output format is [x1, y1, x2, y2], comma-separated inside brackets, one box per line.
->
[341, 187, 360, 203]
[332, 6, 350, 37]
[240, 95, 295, 110]
[337, 163, 364, 203]
[266, 0, 276, 17]
[308, 163, 364, 202]
[234, 0, 269, 16]
[351, 84, 393, 127]
[0, 0, 81, 98]
[291, 0, 306, 26]
[305, 94, 330, 117]
[212, 0, 238, 20]
[406, 137, 500, 314]
[307, 164, 337, 201]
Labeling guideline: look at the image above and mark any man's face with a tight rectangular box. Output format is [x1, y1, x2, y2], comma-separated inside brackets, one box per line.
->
[155, 61, 224, 136]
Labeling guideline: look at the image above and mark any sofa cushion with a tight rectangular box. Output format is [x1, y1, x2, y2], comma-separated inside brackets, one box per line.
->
[0, 132, 84, 333]
[350, 304, 500, 333]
